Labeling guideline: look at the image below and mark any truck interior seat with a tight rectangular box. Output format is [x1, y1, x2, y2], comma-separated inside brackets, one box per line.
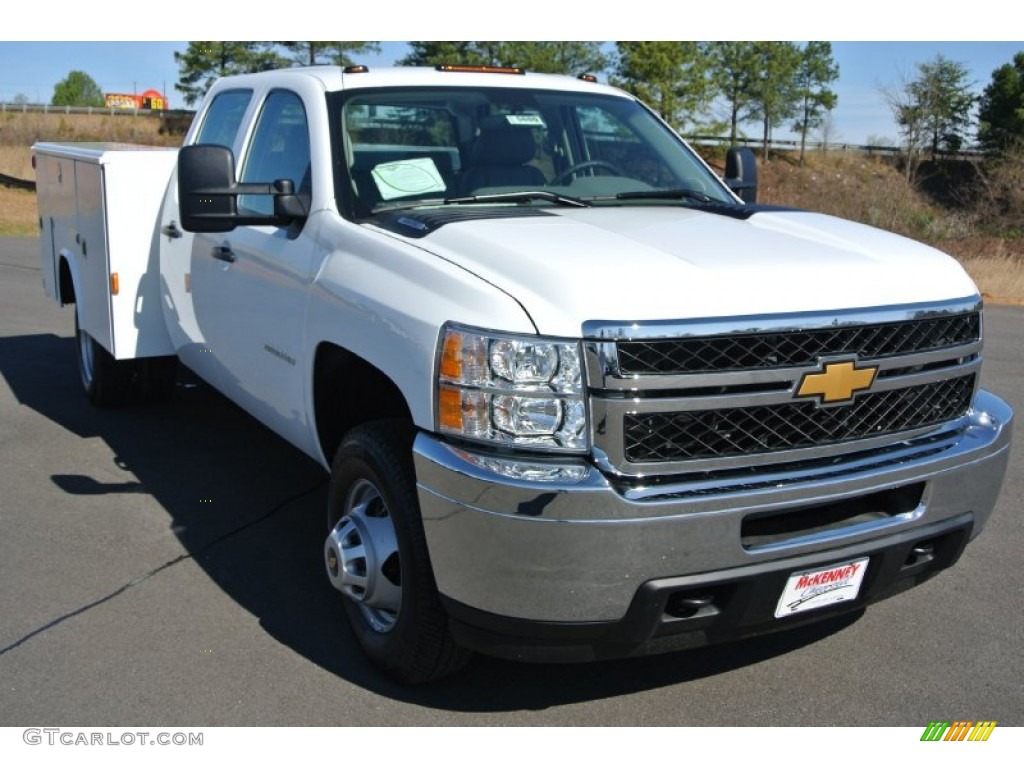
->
[459, 118, 546, 194]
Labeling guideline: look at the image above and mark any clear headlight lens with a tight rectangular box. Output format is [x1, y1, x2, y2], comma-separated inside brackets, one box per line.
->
[437, 325, 587, 452]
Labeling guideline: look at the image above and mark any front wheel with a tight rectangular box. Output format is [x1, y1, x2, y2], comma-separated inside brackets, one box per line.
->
[324, 420, 469, 683]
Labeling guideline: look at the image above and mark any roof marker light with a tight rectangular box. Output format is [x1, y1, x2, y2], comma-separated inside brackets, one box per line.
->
[436, 64, 526, 75]
[343, 65, 369, 74]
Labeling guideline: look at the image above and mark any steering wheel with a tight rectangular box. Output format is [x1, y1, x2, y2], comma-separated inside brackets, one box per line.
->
[550, 160, 625, 186]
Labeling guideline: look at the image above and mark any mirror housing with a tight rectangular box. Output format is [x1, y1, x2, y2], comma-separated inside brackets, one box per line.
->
[724, 147, 758, 204]
[177, 144, 306, 233]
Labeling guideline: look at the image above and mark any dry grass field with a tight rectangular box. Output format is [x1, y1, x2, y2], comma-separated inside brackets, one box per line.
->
[945, 238, 1024, 305]
[755, 151, 1024, 304]
[2, 111, 1021, 302]
[0, 110, 182, 148]
[0, 187, 38, 237]
[0, 112, 184, 238]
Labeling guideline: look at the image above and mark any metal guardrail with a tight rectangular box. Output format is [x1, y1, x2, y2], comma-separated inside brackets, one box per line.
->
[684, 134, 985, 158]
[0, 102, 195, 118]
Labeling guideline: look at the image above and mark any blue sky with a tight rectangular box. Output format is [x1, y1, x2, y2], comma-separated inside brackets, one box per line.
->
[2, 11, 1021, 146]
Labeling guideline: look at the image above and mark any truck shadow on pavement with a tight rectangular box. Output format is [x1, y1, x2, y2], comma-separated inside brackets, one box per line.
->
[1, 332, 863, 712]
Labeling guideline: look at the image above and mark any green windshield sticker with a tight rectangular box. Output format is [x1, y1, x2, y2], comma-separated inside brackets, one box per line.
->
[371, 158, 446, 200]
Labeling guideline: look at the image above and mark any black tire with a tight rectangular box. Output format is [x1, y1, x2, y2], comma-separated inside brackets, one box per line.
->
[324, 420, 470, 683]
[75, 309, 133, 407]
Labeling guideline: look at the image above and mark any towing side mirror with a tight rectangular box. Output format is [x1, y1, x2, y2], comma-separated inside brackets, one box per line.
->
[724, 147, 758, 204]
[178, 144, 304, 233]
[178, 144, 238, 233]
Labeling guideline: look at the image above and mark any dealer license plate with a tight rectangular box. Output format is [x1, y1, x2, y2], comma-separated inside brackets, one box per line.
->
[774, 557, 869, 619]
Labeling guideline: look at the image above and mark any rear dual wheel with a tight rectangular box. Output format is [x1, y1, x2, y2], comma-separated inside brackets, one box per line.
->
[74, 308, 177, 406]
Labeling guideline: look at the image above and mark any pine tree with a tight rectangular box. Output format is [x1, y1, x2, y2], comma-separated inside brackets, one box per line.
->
[276, 42, 380, 67]
[745, 42, 802, 161]
[977, 52, 1024, 153]
[707, 42, 761, 145]
[174, 42, 287, 106]
[400, 42, 607, 75]
[792, 42, 839, 165]
[612, 42, 711, 131]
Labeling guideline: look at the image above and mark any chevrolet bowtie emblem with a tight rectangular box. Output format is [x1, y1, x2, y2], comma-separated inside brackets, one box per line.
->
[796, 360, 878, 405]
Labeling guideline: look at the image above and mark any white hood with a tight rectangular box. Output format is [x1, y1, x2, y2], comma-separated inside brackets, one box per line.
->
[378, 206, 978, 338]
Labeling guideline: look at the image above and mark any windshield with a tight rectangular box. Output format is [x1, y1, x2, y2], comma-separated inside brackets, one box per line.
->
[331, 86, 735, 216]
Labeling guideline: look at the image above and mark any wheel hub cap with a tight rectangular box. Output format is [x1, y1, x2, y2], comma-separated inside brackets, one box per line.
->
[324, 479, 401, 632]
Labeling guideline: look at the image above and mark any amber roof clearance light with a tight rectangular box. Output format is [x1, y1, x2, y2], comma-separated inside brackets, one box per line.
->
[436, 64, 526, 75]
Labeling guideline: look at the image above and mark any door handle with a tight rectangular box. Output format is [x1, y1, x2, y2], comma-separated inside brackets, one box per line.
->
[161, 221, 183, 239]
[211, 245, 237, 263]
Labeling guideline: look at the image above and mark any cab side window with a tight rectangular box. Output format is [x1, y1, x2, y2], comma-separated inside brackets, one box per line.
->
[239, 90, 311, 216]
[195, 89, 253, 148]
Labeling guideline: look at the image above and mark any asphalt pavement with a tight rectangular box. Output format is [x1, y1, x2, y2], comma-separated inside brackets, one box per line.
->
[0, 235, 1020, 726]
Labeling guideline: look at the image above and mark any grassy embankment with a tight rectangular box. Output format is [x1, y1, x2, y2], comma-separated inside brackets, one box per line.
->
[0, 111, 181, 237]
[755, 152, 1024, 305]
[2, 111, 1022, 302]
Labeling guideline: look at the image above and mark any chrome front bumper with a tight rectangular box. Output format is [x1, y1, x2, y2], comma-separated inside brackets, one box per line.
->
[415, 390, 1013, 624]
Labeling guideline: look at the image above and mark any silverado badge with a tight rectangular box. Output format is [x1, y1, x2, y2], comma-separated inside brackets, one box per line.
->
[796, 360, 878, 405]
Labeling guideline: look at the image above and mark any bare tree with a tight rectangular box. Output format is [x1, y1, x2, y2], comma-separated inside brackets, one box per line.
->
[880, 72, 927, 183]
[816, 112, 840, 153]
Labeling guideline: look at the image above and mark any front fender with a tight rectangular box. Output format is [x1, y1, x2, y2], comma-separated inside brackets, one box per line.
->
[303, 215, 535, 439]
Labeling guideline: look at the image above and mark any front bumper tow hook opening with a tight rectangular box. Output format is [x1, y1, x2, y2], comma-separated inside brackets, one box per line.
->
[666, 593, 716, 619]
[906, 540, 936, 568]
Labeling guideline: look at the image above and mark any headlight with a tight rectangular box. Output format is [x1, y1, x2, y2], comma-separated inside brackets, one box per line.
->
[437, 325, 587, 452]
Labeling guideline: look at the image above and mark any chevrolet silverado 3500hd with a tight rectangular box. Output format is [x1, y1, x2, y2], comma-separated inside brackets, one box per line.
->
[34, 65, 1013, 682]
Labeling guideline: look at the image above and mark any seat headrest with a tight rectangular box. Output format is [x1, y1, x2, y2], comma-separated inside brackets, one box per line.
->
[472, 117, 537, 166]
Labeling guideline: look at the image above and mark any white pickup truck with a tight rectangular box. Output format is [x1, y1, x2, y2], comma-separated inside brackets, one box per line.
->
[34, 64, 1013, 682]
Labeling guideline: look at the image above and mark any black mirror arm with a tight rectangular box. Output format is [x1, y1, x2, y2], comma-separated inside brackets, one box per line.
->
[185, 179, 303, 229]
[725, 178, 757, 191]
[192, 178, 295, 198]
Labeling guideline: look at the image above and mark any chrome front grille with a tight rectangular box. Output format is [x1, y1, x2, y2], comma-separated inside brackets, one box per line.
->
[623, 374, 975, 462]
[584, 299, 983, 477]
[617, 313, 980, 374]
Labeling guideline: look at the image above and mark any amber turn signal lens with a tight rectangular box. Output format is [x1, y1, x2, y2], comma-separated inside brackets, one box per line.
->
[438, 387, 463, 431]
[441, 331, 463, 380]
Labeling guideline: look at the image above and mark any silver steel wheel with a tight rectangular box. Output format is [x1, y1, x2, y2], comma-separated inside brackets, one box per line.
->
[325, 421, 470, 681]
[324, 478, 402, 633]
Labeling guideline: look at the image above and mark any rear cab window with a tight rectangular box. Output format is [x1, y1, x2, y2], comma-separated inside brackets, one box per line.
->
[195, 89, 253, 148]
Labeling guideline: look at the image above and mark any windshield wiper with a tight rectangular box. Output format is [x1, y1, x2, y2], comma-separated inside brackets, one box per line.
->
[444, 190, 590, 208]
[615, 188, 716, 203]
[372, 198, 447, 214]
[371, 189, 590, 215]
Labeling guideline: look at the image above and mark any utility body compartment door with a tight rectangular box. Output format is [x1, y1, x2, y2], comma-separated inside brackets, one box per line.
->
[33, 142, 178, 360]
